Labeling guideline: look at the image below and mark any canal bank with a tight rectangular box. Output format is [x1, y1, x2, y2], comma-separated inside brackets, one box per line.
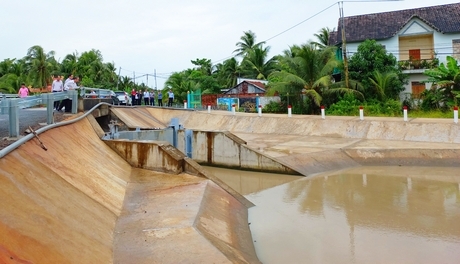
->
[0, 115, 260, 263]
[112, 107, 460, 175]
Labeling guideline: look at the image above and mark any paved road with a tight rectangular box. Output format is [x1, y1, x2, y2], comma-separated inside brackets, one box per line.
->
[0, 107, 48, 138]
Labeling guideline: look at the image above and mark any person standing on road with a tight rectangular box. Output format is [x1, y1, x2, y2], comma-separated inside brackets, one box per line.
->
[143, 89, 150, 105]
[149, 89, 155, 106]
[52, 76, 64, 109]
[157, 90, 163, 106]
[130, 88, 136, 105]
[137, 90, 143, 105]
[167, 89, 174, 107]
[58, 76, 79, 112]
[18, 83, 29, 98]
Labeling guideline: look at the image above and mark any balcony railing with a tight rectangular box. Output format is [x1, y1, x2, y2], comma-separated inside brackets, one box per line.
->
[398, 58, 439, 70]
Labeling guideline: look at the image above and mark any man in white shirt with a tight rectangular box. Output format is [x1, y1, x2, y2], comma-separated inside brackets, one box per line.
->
[64, 74, 73, 87]
[51, 76, 64, 109]
[167, 89, 174, 107]
[143, 90, 150, 105]
[58, 76, 79, 112]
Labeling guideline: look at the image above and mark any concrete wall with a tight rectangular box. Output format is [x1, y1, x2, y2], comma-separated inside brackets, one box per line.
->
[177, 130, 302, 175]
[166, 112, 460, 144]
[78, 98, 112, 116]
[104, 140, 184, 174]
[114, 128, 173, 142]
[104, 138, 253, 207]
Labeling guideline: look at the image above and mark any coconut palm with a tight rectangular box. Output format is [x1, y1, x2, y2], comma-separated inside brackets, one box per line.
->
[233, 30, 266, 58]
[311, 27, 334, 50]
[214, 58, 241, 88]
[269, 44, 362, 110]
[165, 70, 199, 102]
[26, 45, 55, 87]
[240, 46, 278, 80]
[369, 71, 398, 101]
[61, 52, 79, 77]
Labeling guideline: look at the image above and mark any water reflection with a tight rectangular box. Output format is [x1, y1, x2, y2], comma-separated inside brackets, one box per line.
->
[202, 166, 303, 195]
[245, 167, 460, 264]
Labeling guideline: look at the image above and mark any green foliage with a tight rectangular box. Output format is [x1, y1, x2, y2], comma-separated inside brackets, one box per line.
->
[348, 39, 407, 100]
[327, 93, 362, 115]
[240, 46, 278, 80]
[327, 93, 402, 116]
[420, 88, 446, 111]
[80, 76, 95, 87]
[263, 101, 285, 113]
[0, 73, 20, 93]
[423, 55, 460, 109]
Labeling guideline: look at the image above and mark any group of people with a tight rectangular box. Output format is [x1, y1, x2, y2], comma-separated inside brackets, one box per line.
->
[129, 88, 174, 107]
[51, 74, 79, 112]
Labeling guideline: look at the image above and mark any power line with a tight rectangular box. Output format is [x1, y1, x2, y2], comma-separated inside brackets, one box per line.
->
[211, 2, 339, 65]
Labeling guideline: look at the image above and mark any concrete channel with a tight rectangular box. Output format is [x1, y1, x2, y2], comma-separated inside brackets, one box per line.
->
[0, 105, 459, 263]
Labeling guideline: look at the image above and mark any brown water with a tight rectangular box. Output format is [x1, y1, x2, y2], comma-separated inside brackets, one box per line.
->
[203, 166, 303, 195]
[210, 166, 460, 264]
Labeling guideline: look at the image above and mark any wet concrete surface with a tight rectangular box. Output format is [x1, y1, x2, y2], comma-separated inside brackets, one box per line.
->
[242, 166, 460, 264]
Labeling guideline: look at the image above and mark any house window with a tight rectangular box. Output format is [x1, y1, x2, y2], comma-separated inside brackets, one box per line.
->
[409, 49, 421, 60]
[411, 82, 425, 98]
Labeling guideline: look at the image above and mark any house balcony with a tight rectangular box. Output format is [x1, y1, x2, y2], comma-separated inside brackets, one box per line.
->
[399, 58, 439, 73]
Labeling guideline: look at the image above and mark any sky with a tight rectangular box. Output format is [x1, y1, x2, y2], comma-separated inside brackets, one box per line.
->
[1, 0, 457, 89]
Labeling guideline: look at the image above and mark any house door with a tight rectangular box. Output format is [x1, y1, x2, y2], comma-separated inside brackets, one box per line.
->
[409, 49, 421, 60]
[411, 82, 425, 98]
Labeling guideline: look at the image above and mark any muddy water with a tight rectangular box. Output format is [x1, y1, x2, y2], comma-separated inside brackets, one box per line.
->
[210, 166, 460, 264]
[203, 166, 303, 195]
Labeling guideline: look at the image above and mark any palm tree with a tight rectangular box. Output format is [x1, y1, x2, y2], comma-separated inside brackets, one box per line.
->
[311, 27, 334, 50]
[369, 71, 398, 101]
[0, 58, 16, 77]
[233, 30, 265, 57]
[61, 52, 79, 77]
[119, 76, 134, 91]
[240, 46, 278, 80]
[104, 62, 118, 86]
[165, 71, 199, 102]
[269, 44, 362, 111]
[26, 45, 55, 87]
[214, 58, 241, 88]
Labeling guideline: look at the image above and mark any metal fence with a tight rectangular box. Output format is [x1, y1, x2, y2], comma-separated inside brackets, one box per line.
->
[0, 86, 114, 138]
[187, 89, 202, 109]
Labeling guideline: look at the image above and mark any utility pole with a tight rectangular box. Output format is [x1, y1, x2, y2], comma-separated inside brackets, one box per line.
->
[338, 0, 402, 89]
[339, 1, 349, 89]
[154, 69, 157, 90]
[133, 71, 135, 86]
[116, 67, 121, 91]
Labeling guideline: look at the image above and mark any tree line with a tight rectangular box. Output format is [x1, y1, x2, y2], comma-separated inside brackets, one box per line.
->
[1, 28, 458, 114]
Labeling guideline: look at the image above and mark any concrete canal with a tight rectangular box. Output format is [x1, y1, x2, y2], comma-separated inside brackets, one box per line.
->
[1, 106, 460, 263]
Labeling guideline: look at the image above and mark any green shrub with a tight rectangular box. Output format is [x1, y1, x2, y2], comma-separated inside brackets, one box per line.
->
[263, 101, 285, 113]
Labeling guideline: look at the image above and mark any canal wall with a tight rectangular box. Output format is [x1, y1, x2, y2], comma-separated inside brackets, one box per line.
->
[133, 108, 460, 172]
[0, 117, 129, 263]
[0, 116, 260, 263]
[143, 108, 460, 143]
[176, 130, 302, 175]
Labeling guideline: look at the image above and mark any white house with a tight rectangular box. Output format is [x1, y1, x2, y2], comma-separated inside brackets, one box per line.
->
[329, 3, 460, 100]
